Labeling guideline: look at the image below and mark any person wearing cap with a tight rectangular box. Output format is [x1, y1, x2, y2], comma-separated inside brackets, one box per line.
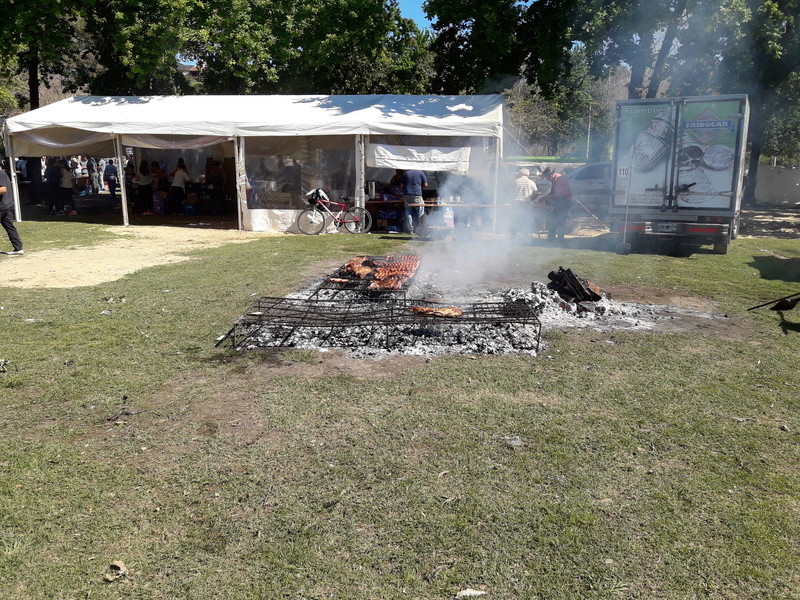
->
[510, 167, 538, 236]
[541, 167, 573, 241]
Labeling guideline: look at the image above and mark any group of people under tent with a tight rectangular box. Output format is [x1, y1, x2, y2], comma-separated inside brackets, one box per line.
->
[375, 166, 574, 240]
[7, 154, 227, 218]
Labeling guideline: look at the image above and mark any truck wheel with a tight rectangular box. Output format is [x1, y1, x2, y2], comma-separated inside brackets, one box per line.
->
[713, 238, 730, 254]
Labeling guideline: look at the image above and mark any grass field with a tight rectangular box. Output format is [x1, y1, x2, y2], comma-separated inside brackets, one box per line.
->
[1, 222, 798, 599]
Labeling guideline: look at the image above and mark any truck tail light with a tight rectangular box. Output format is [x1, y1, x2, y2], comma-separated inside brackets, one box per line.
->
[686, 226, 721, 234]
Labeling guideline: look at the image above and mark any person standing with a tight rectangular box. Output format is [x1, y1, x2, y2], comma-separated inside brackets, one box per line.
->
[169, 163, 192, 214]
[0, 167, 24, 255]
[88, 157, 101, 195]
[136, 160, 153, 214]
[44, 158, 61, 213]
[59, 159, 75, 215]
[401, 169, 427, 235]
[510, 167, 538, 236]
[104, 159, 119, 201]
[541, 168, 573, 241]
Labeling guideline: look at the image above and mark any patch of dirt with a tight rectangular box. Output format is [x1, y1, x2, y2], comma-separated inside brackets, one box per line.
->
[1, 225, 273, 288]
[740, 206, 800, 239]
[88, 348, 429, 471]
[603, 284, 718, 312]
[595, 283, 760, 340]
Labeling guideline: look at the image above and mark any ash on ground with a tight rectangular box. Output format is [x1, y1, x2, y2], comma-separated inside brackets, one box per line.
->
[235, 281, 724, 359]
[247, 320, 541, 359]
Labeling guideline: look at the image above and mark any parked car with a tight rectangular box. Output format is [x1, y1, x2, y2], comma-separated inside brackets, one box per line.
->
[566, 162, 612, 210]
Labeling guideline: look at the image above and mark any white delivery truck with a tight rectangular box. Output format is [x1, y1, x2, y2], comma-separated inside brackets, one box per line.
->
[610, 95, 749, 254]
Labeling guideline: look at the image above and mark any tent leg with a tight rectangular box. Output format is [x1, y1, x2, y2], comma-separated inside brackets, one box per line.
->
[492, 137, 501, 234]
[113, 135, 130, 226]
[4, 131, 23, 223]
[355, 135, 365, 208]
[235, 137, 245, 231]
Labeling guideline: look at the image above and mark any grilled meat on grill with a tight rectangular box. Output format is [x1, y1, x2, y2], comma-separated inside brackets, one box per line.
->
[342, 255, 420, 284]
[368, 276, 405, 290]
[409, 305, 464, 317]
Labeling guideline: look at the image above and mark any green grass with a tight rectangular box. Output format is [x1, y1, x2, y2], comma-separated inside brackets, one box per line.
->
[9, 219, 119, 252]
[1, 226, 798, 599]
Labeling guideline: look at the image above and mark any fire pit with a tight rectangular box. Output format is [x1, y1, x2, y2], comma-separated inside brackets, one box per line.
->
[217, 295, 542, 355]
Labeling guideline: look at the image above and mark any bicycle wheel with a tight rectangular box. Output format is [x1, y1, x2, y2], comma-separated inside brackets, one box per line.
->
[343, 206, 372, 234]
[297, 208, 326, 235]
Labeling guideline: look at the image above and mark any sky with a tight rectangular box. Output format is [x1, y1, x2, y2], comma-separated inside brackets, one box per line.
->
[397, 0, 432, 29]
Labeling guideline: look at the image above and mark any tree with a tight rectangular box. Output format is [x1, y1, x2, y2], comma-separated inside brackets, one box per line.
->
[0, 64, 27, 117]
[424, 0, 525, 93]
[762, 73, 800, 163]
[728, 0, 800, 203]
[0, 0, 85, 109]
[80, 0, 196, 95]
[507, 47, 627, 157]
[273, 0, 432, 94]
[184, 0, 431, 95]
[183, 0, 298, 94]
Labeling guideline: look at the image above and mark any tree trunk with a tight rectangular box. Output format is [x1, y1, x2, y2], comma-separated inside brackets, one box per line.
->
[627, 42, 649, 99]
[548, 136, 560, 156]
[646, 0, 686, 98]
[26, 50, 40, 109]
[743, 97, 765, 206]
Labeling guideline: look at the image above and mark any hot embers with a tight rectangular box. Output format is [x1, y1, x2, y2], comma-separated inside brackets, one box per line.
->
[218, 295, 542, 357]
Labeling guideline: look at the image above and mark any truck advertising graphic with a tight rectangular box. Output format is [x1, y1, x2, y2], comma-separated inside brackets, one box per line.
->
[611, 95, 749, 254]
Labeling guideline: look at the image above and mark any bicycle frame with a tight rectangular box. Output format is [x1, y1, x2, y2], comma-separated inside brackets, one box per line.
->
[308, 191, 361, 225]
[311, 197, 349, 224]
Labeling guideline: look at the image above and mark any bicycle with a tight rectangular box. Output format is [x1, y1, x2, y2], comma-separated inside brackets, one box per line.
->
[296, 188, 372, 235]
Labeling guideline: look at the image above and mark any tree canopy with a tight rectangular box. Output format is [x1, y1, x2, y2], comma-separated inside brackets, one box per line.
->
[2, 0, 799, 167]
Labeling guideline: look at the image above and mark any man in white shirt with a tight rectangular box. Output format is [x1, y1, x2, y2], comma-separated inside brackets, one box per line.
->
[510, 168, 538, 237]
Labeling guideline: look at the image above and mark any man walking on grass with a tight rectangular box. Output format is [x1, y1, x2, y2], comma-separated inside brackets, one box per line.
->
[0, 167, 24, 255]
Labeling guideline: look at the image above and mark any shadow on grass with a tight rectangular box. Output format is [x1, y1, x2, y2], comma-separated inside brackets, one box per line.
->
[748, 255, 800, 283]
[777, 312, 800, 335]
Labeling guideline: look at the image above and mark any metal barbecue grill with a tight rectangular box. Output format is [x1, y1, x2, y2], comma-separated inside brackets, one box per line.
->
[309, 274, 409, 300]
[216, 296, 542, 352]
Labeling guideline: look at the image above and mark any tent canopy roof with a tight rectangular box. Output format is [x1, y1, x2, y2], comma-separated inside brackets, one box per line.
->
[6, 94, 503, 138]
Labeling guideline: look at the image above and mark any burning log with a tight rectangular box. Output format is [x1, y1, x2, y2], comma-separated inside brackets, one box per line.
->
[546, 267, 602, 304]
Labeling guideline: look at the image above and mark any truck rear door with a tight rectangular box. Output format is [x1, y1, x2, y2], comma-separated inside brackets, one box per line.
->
[675, 97, 749, 211]
[612, 100, 678, 212]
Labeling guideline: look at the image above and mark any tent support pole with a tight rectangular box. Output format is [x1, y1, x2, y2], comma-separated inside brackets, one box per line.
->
[113, 135, 130, 226]
[492, 137, 501, 234]
[234, 136, 245, 231]
[3, 127, 23, 223]
[355, 135, 365, 208]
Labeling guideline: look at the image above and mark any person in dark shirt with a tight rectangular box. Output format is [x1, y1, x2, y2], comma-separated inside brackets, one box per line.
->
[401, 169, 427, 234]
[0, 168, 24, 254]
[104, 159, 119, 201]
[541, 168, 574, 241]
[44, 158, 62, 213]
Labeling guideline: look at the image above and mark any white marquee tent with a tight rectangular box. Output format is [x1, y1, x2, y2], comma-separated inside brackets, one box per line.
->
[3, 95, 504, 231]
